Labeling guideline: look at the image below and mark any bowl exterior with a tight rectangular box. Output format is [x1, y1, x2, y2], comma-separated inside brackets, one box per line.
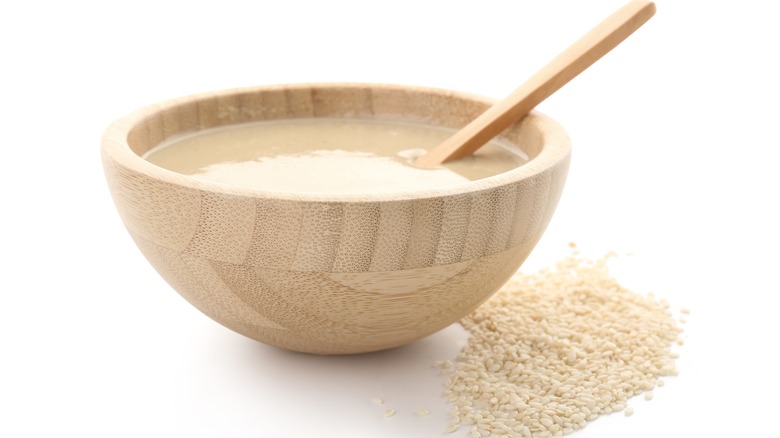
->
[102, 84, 570, 354]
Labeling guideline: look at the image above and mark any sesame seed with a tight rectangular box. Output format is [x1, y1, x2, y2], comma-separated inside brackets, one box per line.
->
[383, 409, 395, 417]
[436, 252, 683, 437]
[644, 391, 654, 401]
[416, 408, 430, 416]
[625, 407, 634, 417]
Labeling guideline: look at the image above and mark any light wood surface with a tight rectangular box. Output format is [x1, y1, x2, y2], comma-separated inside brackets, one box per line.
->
[414, 0, 655, 168]
[102, 84, 570, 354]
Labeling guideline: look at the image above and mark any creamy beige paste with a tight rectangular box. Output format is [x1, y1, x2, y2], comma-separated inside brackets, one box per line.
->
[144, 118, 527, 194]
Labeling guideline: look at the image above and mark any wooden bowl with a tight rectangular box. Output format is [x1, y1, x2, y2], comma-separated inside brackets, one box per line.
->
[102, 83, 570, 354]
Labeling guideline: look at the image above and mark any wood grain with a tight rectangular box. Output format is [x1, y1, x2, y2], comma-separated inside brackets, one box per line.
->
[102, 84, 571, 354]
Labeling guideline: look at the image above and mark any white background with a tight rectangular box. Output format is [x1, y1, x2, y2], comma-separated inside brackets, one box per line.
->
[2, 0, 778, 437]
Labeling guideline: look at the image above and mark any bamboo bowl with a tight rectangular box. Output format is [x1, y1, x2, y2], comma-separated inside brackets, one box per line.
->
[102, 83, 570, 354]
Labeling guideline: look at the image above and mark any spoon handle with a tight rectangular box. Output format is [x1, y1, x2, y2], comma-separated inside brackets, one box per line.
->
[414, 0, 656, 168]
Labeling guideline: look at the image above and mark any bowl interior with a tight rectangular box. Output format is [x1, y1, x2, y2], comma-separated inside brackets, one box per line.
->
[105, 83, 567, 202]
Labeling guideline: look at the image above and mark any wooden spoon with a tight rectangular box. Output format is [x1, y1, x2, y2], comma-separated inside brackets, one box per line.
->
[414, 0, 656, 168]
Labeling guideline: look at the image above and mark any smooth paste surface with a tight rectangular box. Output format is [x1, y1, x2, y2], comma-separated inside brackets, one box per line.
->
[144, 118, 527, 194]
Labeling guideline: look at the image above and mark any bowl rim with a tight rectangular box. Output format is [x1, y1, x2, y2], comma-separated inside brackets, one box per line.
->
[102, 82, 571, 203]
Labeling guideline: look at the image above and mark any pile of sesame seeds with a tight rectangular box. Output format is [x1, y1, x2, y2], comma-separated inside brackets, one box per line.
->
[437, 252, 685, 437]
